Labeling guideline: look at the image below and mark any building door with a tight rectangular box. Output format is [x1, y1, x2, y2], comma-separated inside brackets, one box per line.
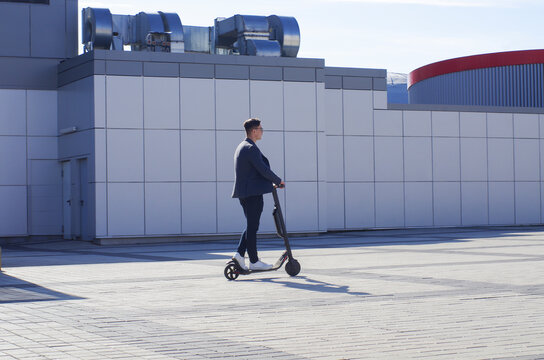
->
[62, 161, 72, 239]
[78, 158, 88, 240]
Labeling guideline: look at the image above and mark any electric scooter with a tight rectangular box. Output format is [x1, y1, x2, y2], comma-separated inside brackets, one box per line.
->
[224, 184, 301, 280]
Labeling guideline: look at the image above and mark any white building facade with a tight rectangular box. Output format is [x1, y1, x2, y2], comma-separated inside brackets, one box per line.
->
[1, 1, 543, 243]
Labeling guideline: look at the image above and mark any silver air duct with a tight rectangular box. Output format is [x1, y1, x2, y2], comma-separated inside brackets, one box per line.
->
[82, 8, 184, 53]
[81, 8, 300, 57]
[267, 16, 300, 58]
[82, 8, 113, 52]
[214, 14, 299, 57]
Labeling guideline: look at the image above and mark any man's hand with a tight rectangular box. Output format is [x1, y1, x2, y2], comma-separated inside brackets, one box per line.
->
[275, 181, 285, 189]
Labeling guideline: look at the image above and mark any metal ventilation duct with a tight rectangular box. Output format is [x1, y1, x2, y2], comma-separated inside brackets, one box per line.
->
[82, 8, 184, 53]
[81, 8, 300, 57]
[214, 14, 300, 57]
[82, 8, 113, 52]
[267, 16, 300, 58]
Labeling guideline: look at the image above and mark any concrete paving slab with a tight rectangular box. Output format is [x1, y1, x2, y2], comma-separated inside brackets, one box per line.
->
[0, 227, 543, 359]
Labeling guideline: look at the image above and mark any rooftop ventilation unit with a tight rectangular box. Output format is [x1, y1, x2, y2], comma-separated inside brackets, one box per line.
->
[82, 8, 184, 53]
[82, 8, 300, 57]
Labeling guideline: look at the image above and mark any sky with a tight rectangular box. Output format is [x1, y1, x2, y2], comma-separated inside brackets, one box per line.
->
[79, 0, 544, 74]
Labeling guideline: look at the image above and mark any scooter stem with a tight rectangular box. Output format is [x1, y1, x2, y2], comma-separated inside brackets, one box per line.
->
[272, 187, 294, 260]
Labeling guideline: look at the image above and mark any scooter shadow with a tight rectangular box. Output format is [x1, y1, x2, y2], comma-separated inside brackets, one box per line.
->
[238, 276, 371, 297]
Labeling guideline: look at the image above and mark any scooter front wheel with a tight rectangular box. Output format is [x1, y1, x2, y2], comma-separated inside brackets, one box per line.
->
[224, 263, 240, 280]
[285, 259, 301, 276]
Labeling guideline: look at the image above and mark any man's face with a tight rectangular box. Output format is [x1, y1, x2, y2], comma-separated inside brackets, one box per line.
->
[253, 125, 263, 140]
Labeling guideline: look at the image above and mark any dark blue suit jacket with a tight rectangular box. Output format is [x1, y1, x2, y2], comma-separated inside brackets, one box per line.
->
[232, 138, 282, 198]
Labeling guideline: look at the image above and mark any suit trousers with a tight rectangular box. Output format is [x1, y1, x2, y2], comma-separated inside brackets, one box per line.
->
[237, 195, 264, 264]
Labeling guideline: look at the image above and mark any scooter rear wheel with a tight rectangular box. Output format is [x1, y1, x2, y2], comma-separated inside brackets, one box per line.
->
[224, 263, 240, 280]
[285, 259, 301, 276]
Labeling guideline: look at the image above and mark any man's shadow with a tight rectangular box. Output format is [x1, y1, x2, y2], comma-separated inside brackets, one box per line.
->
[239, 276, 371, 297]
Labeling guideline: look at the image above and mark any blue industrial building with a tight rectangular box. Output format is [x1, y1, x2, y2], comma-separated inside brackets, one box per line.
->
[409, 50, 544, 107]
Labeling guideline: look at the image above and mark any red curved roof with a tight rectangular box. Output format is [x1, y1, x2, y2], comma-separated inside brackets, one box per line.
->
[408, 49, 544, 88]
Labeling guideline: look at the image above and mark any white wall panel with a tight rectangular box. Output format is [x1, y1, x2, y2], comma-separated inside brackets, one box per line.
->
[317, 84, 326, 132]
[325, 89, 342, 135]
[94, 129, 106, 182]
[343, 90, 373, 135]
[487, 113, 513, 138]
[29, 160, 59, 186]
[256, 131, 285, 180]
[180, 78, 215, 130]
[0, 89, 26, 136]
[433, 182, 461, 226]
[318, 181, 327, 231]
[58, 130, 93, 160]
[513, 114, 539, 139]
[404, 182, 433, 227]
[542, 182, 544, 224]
[404, 137, 432, 181]
[250, 80, 283, 131]
[515, 182, 540, 224]
[373, 91, 387, 110]
[216, 130, 245, 182]
[461, 182, 488, 225]
[94, 76, 106, 129]
[144, 130, 180, 182]
[432, 111, 459, 137]
[107, 182, 145, 236]
[216, 79, 250, 130]
[317, 132, 327, 182]
[460, 138, 487, 181]
[179, 78, 215, 129]
[0, 137, 26, 185]
[181, 182, 216, 234]
[488, 182, 515, 224]
[284, 82, 316, 131]
[374, 110, 402, 136]
[285, 132, 317, 181]
[540, 114, 544, 138]
[29, 184, 62, 235]
[217, 182, 244, 233]
[106, 76, 143, 129]
[344, 136, 373, 181]
[181, 130, 216, 181]
[0, 186, 27, 235]
[541, 141, 544, 181]
[144, 77, 180, 129]
[460, 112, 486, 138]
[514, 139, 539, 181]
[433, 138, 460, 181]
[375, 182, 404, 227]
[107, 129, 144, 182]
[327, 136, 343, 182]
[27, 90, 57, 136]
[327, 182, 345, 229]
[145, 182, 181, 235]
[345, 182, 374, 228]
[28, 137, 57, 159]
[488, 138, 514, 181]
[95, 182, 107, 237]
[58, 77, 94, 131]
[375, 137, 403, 182]
[285, 181, 318, 231]
[404, 110, 431, 136]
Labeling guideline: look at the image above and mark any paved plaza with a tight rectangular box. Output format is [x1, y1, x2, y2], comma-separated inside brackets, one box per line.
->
[1, 227, 543, 359]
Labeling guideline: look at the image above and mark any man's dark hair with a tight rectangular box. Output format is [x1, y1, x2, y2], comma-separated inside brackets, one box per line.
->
[243, 118, 261, 135]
